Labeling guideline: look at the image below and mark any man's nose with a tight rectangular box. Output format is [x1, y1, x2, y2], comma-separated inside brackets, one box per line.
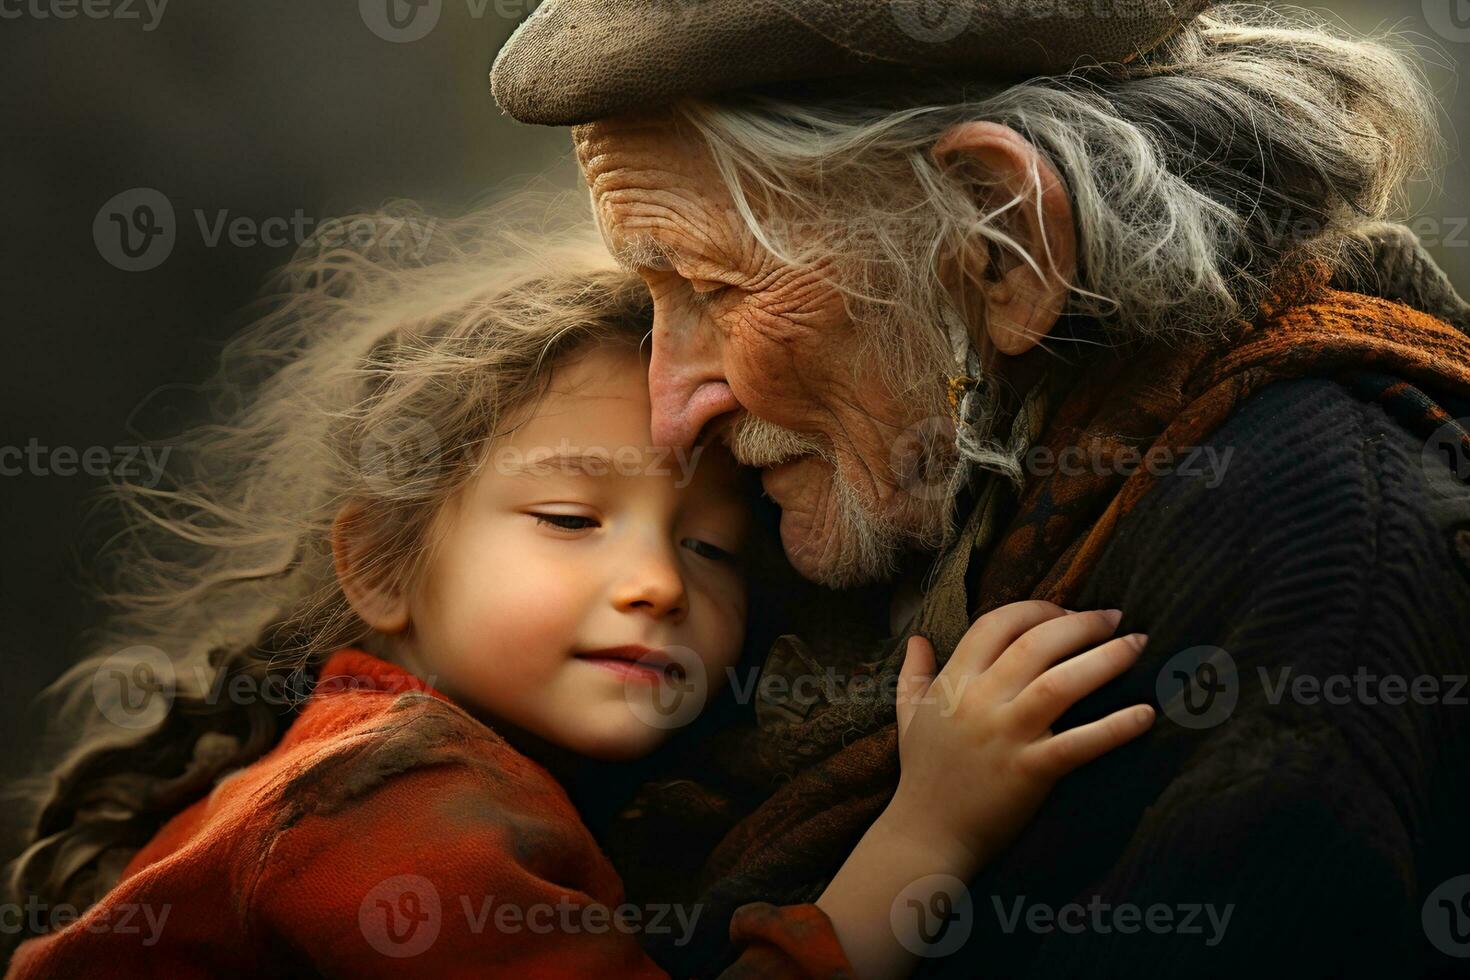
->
[647, 306, 740, 450]
[612, 540, 689, 624]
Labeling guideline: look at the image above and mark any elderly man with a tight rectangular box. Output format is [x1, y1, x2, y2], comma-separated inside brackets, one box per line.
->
[493, 2, 1470, 976]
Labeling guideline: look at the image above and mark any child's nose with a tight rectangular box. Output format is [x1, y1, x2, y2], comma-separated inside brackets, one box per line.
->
[612, 545, 688, 624]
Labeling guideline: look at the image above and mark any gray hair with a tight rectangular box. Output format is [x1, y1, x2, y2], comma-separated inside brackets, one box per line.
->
[675, 3, 1439, 403]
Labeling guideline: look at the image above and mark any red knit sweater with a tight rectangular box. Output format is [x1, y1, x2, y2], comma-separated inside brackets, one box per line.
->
[7, 649, 854, 979]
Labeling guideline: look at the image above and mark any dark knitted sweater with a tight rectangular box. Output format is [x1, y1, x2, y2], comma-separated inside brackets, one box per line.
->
[610, 233, 1470, 980]
[923, 376, 1470, 978]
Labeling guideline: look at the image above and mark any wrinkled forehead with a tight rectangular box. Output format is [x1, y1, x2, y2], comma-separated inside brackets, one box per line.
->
[571, 112, 734, 249]
[571, 111, 693, 180]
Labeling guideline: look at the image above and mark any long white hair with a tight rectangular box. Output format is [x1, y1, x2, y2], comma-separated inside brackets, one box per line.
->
[678, 3, 1440, 403]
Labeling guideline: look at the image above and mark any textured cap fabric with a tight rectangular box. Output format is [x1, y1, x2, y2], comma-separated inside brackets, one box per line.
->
[491, 0, 1214, 125]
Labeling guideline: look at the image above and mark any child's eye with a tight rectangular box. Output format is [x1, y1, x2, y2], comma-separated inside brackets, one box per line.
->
[682, 537, 736, 563]
[533, 513, 599, 532]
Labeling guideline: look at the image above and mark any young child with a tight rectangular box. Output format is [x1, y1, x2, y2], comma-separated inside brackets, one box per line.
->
[3, 207, 1154, 980]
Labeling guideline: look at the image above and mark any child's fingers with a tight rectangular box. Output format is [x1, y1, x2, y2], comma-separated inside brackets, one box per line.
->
[1007, 633, 1149, 736]
[985, 609, 1125, 700]
[946, 600, 1070, 677]
[895, 634, 936, 740]
[1023, 703, 1156, 778]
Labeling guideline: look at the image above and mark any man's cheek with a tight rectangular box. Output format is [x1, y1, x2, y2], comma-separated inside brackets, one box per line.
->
[723, 310, 820, 420]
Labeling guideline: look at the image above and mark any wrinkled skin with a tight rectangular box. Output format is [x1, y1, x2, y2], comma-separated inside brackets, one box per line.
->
[573, 114, 944, 586]
[573, 110, 1075, 587]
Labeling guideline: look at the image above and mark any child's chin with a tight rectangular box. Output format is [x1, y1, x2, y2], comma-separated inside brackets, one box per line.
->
[565, 718, 671, 763]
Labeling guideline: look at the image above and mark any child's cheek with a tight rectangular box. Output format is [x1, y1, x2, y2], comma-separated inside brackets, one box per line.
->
[695, 586, 749, 678]
[464, 558, 567, 659]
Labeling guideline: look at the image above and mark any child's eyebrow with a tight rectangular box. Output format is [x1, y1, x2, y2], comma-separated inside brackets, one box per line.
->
[499, 450, 622, 479]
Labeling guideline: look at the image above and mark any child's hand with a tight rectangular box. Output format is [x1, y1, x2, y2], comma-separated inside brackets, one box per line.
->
[887, 601, 1154, 874]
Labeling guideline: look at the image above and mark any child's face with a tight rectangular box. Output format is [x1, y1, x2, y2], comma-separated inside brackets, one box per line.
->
[403, 343, 751, 761]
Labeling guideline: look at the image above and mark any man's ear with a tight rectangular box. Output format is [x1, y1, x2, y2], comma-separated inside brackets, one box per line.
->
[331, 502, 410, 634]
[932, 121, 1077, 356]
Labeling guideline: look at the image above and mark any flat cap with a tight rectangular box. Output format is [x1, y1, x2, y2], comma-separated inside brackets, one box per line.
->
[491, 0, 1213, 126]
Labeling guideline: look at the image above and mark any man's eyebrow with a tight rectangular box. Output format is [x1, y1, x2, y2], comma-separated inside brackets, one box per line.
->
[611, 234, 677, 274]
[499, 450, 621, 478]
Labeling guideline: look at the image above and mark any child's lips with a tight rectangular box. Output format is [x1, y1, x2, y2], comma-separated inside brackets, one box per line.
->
[576, 657, 669, 683]
[574, 645, 680, 684]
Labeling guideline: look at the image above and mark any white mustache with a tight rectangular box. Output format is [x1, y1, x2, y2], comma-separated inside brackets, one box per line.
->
[725, 412, 827, 468]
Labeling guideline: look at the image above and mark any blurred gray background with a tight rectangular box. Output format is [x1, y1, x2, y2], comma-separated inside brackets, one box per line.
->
[1, 1, 1466, 857]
